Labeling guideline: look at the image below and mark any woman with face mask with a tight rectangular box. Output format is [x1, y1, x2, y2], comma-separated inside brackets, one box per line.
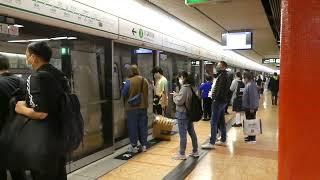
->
[172, 71, 199, 160]
[13, 41, 68, 180]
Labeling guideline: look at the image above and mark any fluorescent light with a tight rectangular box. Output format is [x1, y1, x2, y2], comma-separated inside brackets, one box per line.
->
[67, 37, 77, 40]
[51, 37, 68, 40]
[13, 24, 24, 28]
[28, 38, 50, 42]
[7, 40, 28, 43]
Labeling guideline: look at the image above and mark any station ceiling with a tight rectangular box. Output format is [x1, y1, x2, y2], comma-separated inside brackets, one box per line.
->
[148, 0, 280, 68]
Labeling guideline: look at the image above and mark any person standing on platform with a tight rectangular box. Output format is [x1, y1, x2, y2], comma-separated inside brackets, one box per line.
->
[242, 71, 260, 143]
[151, 67, 168, 115]
[230, 72, 245, 127]
[0, 54, 27, 180]
[12, 42, 67, 180]
[268, 72, 280, 105]
[122, 65, 149, 153]
[172, 71, 199, 160]
[202, 61, 230, 149]
[199, 76, 213, 121]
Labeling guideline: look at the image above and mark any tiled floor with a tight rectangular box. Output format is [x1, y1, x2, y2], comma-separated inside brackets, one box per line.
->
[93, 93, 278, 180]
[186, 94, 278, 180]
[99, 114, 235, 180]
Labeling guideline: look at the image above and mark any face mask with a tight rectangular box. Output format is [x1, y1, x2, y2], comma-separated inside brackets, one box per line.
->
[179, 78, 184, 85]
[25, 55, 34, 70]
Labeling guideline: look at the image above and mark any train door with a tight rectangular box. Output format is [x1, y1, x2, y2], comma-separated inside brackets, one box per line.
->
[0, 17, 114, 171]
[113, 43, 132, 146]
[135, 52, 154, 130]
[113, 43, 155, 147]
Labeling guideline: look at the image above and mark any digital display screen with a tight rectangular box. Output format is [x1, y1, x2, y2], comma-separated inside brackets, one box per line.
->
[134, 48, 153, 54]
[221, 31, 252, 50]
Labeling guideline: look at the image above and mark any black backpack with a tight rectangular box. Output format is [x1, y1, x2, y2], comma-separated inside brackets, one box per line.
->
[58, 77, 84, 154]
[41, 71, 84, 154]
[184, 87, 203, 122]
[236, 80, 245, 98]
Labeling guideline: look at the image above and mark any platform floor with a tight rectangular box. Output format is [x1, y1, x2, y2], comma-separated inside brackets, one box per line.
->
[186, 94, 278, 180]
[71, 93, 278, 180]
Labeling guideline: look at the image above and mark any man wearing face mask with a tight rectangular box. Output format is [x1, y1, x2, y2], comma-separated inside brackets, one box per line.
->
[202, 61, 230, 149]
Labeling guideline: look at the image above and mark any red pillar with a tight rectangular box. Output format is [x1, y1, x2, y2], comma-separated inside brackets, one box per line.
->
[279, 0, 320, 179]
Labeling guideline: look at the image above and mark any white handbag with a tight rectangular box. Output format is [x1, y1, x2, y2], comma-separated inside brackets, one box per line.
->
[243, 118, 262, 135]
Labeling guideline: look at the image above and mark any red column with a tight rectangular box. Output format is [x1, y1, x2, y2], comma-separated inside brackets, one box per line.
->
[279, 0, 320, 179]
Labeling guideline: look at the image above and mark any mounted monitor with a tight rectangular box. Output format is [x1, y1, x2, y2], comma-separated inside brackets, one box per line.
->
[221, 31, 253, 50]
[134, 48, 153, 54]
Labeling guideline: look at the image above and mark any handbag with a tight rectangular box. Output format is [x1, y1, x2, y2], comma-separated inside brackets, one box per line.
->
[243, 118, 262, 136]
[0, 74, 61, 171]
[128, 77, 144, 106]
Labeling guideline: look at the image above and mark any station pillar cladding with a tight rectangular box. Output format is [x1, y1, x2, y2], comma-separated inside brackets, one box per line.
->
[279, 0, 320, 179]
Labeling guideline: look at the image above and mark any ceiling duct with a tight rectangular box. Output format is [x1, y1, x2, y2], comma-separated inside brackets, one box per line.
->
[261, 0, 281, 47]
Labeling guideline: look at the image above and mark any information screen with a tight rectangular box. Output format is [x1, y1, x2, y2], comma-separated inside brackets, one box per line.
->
[221, 32, 252, 50]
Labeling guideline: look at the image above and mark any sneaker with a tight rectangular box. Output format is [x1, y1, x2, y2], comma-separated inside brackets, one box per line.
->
[215, 141, 227, 147]
[172, 153, 187, 160]
[201, 143, 215, 149]
[245, 140, 257, 144]
[128, 145, 139, 153]
[142, 146, 147, 152]
[189, 151, 200, 158]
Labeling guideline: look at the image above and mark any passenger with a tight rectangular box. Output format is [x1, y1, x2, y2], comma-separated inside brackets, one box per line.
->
[268, 72, 280, 105]
[172, 71, 199, 160]
[256, 76, 263, 95]
[0, 54, 26, 180]
[224, 73, 234, 115]
[13, 41, 67, 179]
[202, 61, 229, 149]
[242, 71, 260, 143]
[151, 66, 168, 115]
[122, 65, 149, 153]
[230, 72, 245, 127]
[199, 76, 213, 121]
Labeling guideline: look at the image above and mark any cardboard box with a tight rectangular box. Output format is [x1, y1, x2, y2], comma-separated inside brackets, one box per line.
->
[152, 116, 175, 141]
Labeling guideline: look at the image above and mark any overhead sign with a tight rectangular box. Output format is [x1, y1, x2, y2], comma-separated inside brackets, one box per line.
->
[0, 0, 118, 34]
[185, 0, 211, 5]
[262, 58, 280, 64]
[119, 19, 162, 46]
[0, 23, 19, 36]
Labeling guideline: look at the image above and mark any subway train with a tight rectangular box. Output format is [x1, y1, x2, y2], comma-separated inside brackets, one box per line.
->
[0, 2, 266, 172]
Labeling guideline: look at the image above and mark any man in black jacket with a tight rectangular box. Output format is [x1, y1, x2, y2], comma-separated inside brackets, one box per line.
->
[202, 61, 230, 149]
[0, 54, 26, 180]
[268, 72, 280, 105]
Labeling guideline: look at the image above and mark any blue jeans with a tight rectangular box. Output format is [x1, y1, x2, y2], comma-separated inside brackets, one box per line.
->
[127, 109, 148, 147]
[176, 112, 198, 155]
[210, 101, 227, 144]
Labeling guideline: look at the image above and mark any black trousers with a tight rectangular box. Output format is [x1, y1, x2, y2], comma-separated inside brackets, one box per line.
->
[0, 169, 6, 180]
[30, 157, 66, 180]
[153, 104, 162, 115]
[245, 111, 257, 141]
[203, 98, 212, 119]
[271, 91, 278, 105]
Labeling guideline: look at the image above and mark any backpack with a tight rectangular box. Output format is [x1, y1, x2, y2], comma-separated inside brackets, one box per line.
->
[58, 76, 84, 154]
[40, 71, 84, 154]
[236, 80, 245, 98]
[184, 87, 203, 122]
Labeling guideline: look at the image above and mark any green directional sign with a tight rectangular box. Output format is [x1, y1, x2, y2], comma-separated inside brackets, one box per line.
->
[185, 0, 211, 5]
